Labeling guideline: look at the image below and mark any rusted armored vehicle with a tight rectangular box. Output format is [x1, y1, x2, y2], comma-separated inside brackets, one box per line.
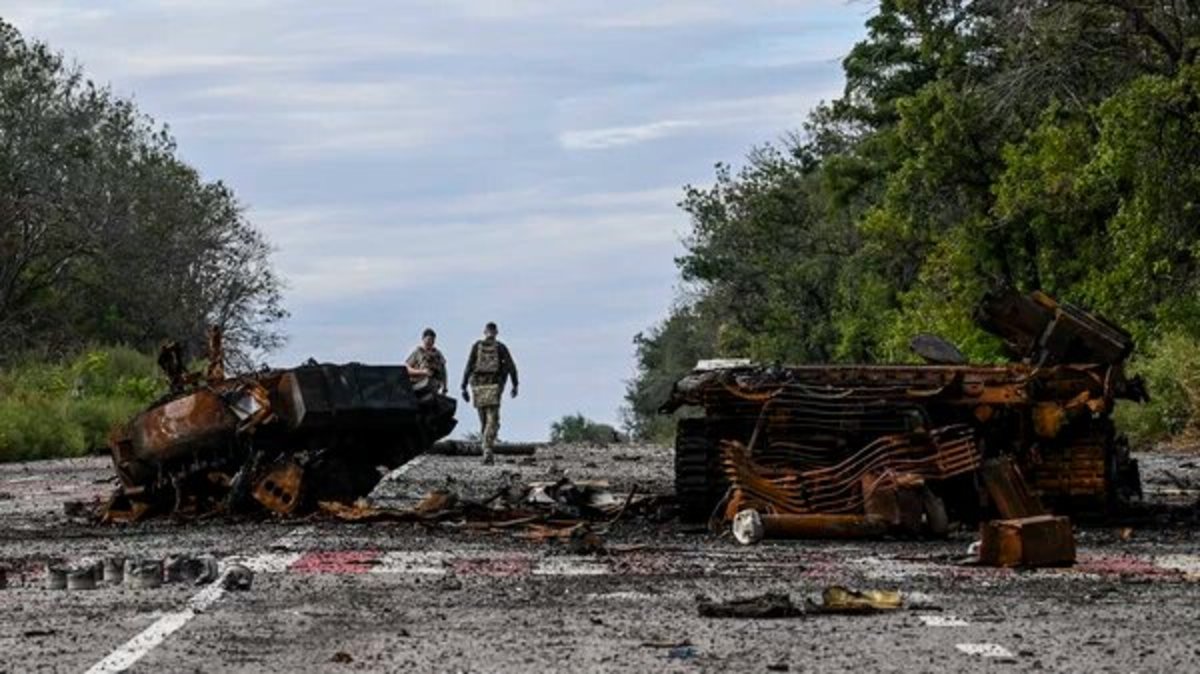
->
[662, 288, 1146, 524]
[104, 328, 457, 521]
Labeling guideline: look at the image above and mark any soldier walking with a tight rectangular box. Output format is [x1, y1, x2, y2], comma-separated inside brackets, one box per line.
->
[461, 322, 518, 464]
[406, 328, 448, 394]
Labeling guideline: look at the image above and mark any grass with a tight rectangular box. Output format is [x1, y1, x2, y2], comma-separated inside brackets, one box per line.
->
[0, 346, 163, 462]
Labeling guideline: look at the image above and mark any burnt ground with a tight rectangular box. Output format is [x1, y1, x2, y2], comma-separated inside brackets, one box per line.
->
[2, 445, 1200, 673]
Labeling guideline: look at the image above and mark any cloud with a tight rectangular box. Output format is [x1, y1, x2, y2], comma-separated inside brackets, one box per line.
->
[252, 186, 685, 302]
[559, 119, 698, 150]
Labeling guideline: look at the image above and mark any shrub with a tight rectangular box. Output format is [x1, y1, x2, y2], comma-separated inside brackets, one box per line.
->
[1114, 332, 1200, 447]
[0, 347, 163, 462]
[550, 413, 622, 445]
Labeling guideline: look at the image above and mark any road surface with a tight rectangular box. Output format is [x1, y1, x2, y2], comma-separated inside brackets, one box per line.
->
[2, 445, 1199, 672]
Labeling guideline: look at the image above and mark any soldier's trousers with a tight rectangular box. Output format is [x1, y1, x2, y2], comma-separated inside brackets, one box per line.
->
[477, 405, 500, 449]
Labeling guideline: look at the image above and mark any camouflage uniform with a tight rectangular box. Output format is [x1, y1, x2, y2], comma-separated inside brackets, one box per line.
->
[461, 338, 518, 460]
[406, 344, 448, 393]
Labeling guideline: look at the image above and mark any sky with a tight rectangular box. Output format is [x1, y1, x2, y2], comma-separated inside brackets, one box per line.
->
[4, 1, 869, 440]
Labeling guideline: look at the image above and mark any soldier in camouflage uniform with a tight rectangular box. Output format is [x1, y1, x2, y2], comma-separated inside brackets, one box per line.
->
[406, 328, 448, 394]
[461, 322, 518, 464]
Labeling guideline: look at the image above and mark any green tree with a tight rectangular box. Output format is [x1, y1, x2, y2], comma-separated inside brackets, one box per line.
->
[550, 413, 621, 445]
[0, 20, 286, 365]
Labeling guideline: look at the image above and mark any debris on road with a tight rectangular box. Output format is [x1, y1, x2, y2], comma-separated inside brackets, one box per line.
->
[102, 557, 125, 585]
[732, 510, 889, 544]
[165, 554, 220, 585]
[321, 477, 660, 545]
[125, 558, 163, 589]
[102, 326, 458, 522]
[697, 592, 802, 619]
[66, 565, 97, 590]
[663, 287, 1144, 543]
[222, 564, 253, 591]
[807, 586, 903, 614]
[979, 515, 1077, 568]
[44, 566, 66, 590]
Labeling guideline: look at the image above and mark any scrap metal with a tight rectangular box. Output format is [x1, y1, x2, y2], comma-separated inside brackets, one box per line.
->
[663, 287, 1147, 536]
[103, 326, 458, 522]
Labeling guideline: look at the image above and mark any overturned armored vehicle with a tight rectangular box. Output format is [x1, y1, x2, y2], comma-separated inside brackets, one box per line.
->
[663, 288, 1146, 525]
[104, 329, 457, 521]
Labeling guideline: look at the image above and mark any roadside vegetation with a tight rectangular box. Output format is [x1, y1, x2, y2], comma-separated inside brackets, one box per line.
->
[0, 347, 163, 462]
[626, 2, 1200, 448]
[550, 413, 622, 446]
[0, 21, 284, 461]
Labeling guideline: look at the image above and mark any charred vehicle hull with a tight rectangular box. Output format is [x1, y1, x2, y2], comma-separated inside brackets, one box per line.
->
[106, 361, 456, 521]
[663, 289, 1145, 524]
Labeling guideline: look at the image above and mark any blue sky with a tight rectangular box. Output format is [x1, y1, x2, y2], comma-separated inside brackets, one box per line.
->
[6, 1, 869, 440]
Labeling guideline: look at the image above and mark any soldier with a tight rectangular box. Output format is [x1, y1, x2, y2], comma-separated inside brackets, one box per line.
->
[406, 328, 448, 394]
[461, 322, 518, 464]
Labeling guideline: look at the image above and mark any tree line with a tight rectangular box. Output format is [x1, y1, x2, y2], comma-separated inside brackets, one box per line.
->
[0, 19, 285, 367]
[625, 1, 1200, 443]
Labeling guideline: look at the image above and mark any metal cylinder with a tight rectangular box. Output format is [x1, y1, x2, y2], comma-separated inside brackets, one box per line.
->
[67, 567, 97, 591]
[45, 566, 67, 590]
[124, 558, 163, 589]
[103, 557, 126, 585]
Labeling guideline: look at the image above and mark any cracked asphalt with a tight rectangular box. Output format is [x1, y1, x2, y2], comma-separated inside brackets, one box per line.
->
[2, 445, 1200, 673]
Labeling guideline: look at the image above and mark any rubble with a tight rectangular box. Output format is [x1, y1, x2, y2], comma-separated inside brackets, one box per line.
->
[222, 564, 253, 591]
[663, 287, 1145, 545]
[979, 515, 1077, 567]
[101, 326, 458, 522]
[321, 477, 660, 544]
[807, 586, 903, 614]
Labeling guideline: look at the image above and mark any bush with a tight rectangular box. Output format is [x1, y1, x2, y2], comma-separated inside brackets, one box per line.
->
[0, 347, 163, 462]
[550, 413, 622, 445]
[1114, 332, 1200, 447]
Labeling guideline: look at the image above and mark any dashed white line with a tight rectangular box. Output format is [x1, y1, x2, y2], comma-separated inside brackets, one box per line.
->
[956, 643, 1015, 658]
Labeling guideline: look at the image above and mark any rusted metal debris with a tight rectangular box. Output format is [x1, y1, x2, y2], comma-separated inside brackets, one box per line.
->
[102, 326, 458, 522]
[319, 478, 661, 542]
[979, 515, 1076, 567]
[664, 287, 1146, 544]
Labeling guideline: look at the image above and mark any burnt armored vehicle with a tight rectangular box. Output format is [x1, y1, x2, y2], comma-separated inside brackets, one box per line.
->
[104, 328, 457, 521]
[663, 288, 1146, 524]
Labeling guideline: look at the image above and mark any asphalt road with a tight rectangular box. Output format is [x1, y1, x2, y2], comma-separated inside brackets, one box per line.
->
[2, 445, 1200, 673]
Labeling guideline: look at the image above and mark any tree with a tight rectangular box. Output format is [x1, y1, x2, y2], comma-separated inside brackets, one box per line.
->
[0, 20, 286, 366]
[550, 413, 621, 445]
[628, 0, 1200, 442]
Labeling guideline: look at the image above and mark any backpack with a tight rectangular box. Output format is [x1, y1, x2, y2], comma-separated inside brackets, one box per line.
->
[474, 340, 501, 375]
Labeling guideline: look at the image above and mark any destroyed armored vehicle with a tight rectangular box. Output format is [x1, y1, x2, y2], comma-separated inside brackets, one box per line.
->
[662, 288, 1146, 525]
[104, 328, 457, 521]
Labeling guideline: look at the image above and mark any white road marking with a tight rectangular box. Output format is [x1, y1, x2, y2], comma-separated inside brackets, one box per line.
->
[373, 551, 450, 575]
[381, 455, 428, 480]
[1155, 554, 1200, 577]
[532, 556, 608, 576]
[85, 528, 315, 673]
[956, 643, 1014, 658]
[919, 615, 968, 627]
[237, 552, 303, 574]
[586, 591, 658, 601]
[271, 525, 315, 551]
